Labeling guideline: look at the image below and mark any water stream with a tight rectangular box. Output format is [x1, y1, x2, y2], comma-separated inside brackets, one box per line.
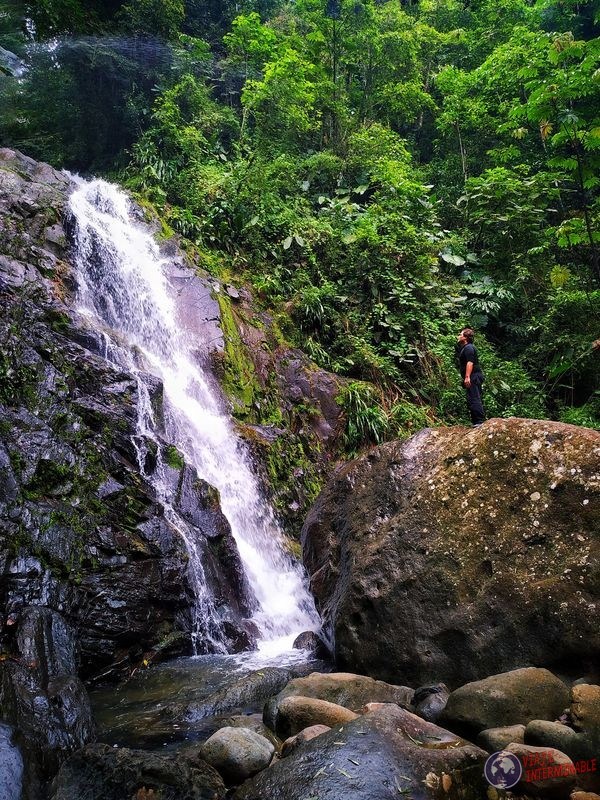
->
[68, 178, 319, 655]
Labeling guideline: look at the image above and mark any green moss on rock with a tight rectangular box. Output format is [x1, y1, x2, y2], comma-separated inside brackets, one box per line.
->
[217, 292, 260, 419]
[164, 444, 185, 470]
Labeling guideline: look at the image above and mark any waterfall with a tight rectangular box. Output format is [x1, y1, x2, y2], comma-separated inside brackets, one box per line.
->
[68, 178, 319, 655]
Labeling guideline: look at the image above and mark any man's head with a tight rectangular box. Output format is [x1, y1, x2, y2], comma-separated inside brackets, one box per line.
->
[458, 327, 474, 345]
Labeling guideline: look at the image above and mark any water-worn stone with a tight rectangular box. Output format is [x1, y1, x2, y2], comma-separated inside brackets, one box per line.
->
[201, 727, 275, 785]
[302, 420, 600, 687]
[478, 724, 526, 752]
[281, 724, 330, 757]
[50, 743, 226, 800]
[525, 720, 582, 754]
[506, 742, 576, 798]
[413, 683, 450, 723]
[270, 696, 358, 739]
[235, 704, 487, 800]
[185, 667, 294, 721]
[211, 714, 279, 747]
[263, 671, 413, 732]
[441, 668, 569, 737]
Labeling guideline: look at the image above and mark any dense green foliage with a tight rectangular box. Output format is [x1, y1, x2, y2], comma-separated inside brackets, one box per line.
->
[1, 0, 599, 441]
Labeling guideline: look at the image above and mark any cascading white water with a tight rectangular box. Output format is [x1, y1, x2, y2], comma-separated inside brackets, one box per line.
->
[68, 178, 319, 654]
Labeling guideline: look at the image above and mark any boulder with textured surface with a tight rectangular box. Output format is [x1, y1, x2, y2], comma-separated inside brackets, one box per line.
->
[263, 671, 413, 731]
[50, 743, 226, 800]
[292, 630, 330, 658]
[441, 668, 569, 737]
[235, 704, 487, 800]
[302, 418, 600, 687]
[201, 727, 275, 786]
[184, 668, 294, 722]
[571, 685, 600, 739]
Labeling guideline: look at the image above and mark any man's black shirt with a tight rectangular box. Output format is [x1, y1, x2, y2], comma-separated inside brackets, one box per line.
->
[459, 343, 482, 379]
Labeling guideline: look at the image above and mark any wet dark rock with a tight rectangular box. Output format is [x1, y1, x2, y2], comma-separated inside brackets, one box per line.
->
[234, 704, 487, 800]
[440, 668, 570, 737]
[412, 683, 450, 723]
[50, 743, 226, 800]
[0, 608, 94, 799]
[263, 671, 413, 732]
[302, 419, 600, 687]
[292, 630, 330, 658]
[0, 149, 260, 791]
[184, 667, 294, 721]
[0, 148, 256, 676]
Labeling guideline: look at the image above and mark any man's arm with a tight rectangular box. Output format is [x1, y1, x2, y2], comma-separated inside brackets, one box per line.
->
[463, 344, 475, 387]
[464, 359, 473, 387]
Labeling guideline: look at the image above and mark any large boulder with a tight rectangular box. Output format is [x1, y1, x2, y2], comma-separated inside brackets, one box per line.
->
[302, 419, 600, 687]
[183, 667, 294, 722]
[50, 743, 226, 800]
[263, 671, 413, 731]
[234, 704, 487, 800]
[440, 668, 569, 736]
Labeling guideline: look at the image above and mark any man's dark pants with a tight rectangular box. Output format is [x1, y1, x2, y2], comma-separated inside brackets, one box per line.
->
[466, 373, 485, 425]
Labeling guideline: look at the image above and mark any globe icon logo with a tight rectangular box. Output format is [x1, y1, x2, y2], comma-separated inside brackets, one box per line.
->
[484, 751, 523, 789]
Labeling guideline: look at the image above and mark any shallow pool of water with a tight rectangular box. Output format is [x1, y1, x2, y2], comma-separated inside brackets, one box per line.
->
[89, 648, 329, 750]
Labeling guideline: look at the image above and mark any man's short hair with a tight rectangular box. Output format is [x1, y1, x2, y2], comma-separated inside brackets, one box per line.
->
[461, 328, 475, 343]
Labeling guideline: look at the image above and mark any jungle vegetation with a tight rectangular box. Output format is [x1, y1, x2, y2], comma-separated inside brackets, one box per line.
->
[1, 0, 599, 443]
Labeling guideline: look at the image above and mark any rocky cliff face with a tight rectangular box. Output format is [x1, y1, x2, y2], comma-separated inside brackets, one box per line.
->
[0, 149, 255, 793]
[302, 418, 600, 688]
[0, 147, 345, 795]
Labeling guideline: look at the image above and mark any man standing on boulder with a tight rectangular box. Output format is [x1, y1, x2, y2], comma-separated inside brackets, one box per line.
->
[457, 327, 485, 426]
